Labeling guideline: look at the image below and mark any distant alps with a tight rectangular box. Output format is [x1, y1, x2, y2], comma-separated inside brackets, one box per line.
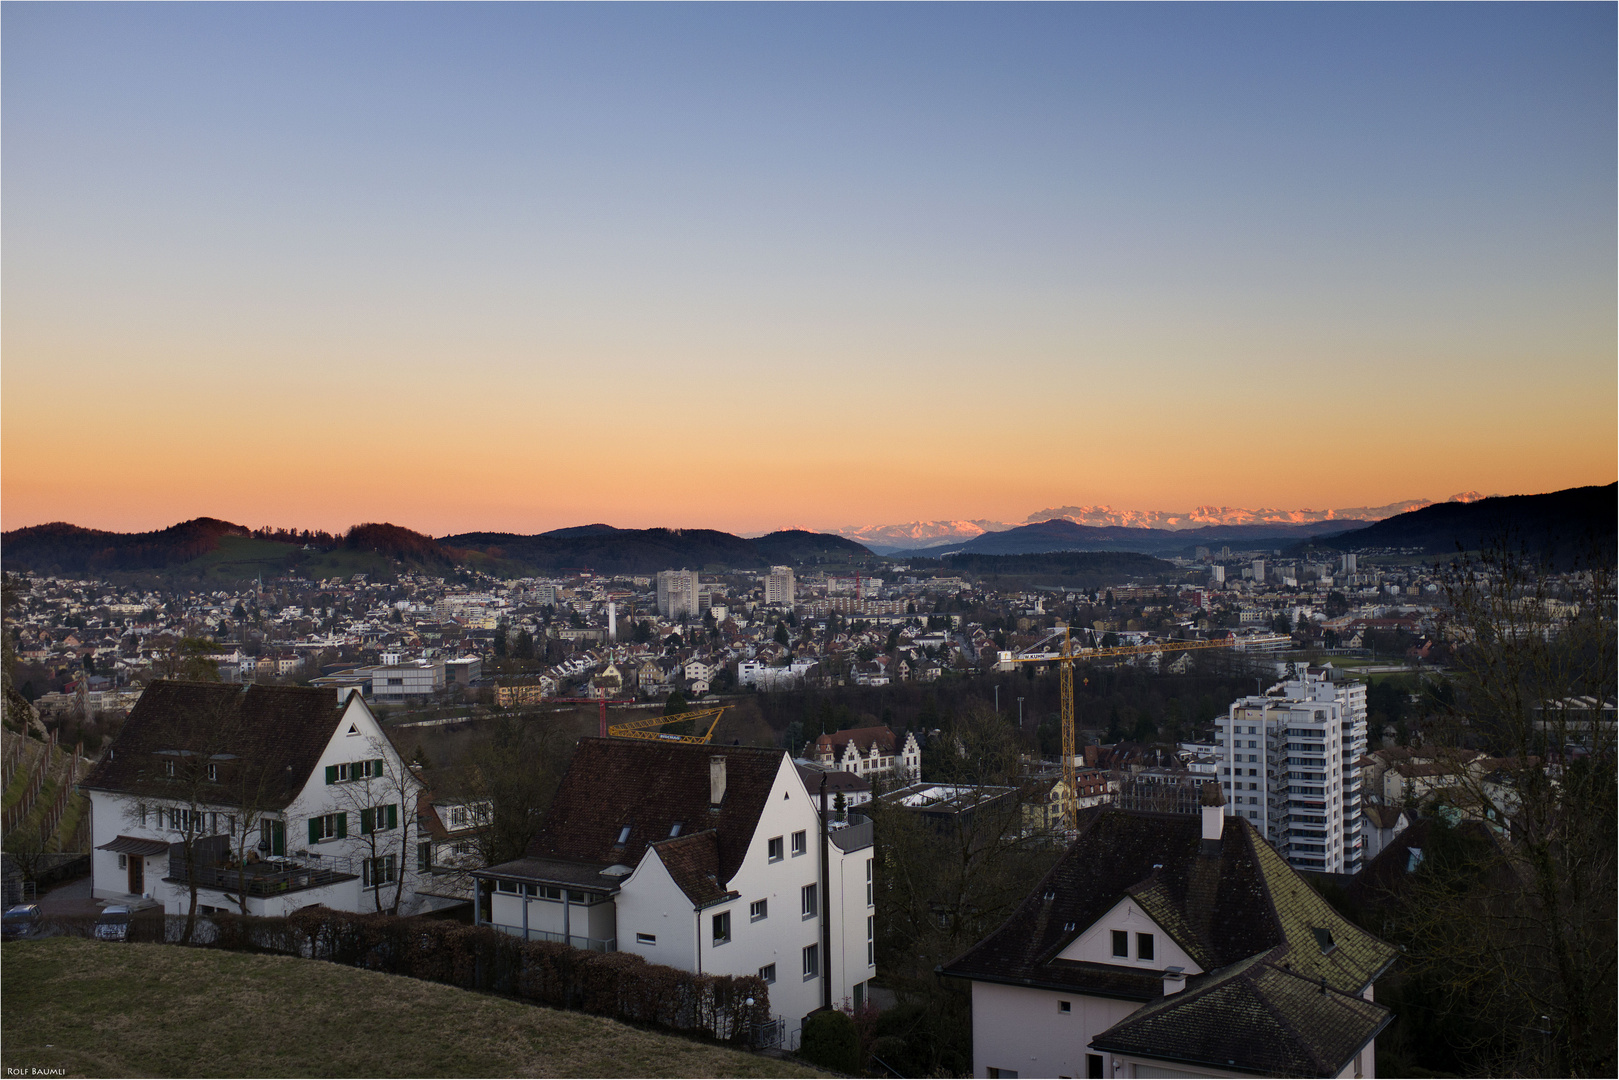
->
[837, 493, 1492, 552]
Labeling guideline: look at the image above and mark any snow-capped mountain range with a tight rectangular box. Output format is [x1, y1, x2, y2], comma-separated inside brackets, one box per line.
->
[835, 493, 1489, 551]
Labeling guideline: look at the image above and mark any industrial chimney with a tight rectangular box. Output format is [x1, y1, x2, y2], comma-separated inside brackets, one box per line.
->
[710, 755, 727, 807]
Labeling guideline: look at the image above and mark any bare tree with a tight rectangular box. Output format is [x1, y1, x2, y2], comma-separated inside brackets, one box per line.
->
[328, 734, 422, 913]
[1397, 541, 1618, 1075]
[462, 714, 571, 867]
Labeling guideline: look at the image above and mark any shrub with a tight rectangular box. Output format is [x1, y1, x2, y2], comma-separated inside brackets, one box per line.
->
[798, 1008, 860, 1074]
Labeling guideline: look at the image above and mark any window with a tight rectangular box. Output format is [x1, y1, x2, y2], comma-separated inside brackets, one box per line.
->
[802, 943, 819, 978]
[669, 821, 683, 837]
[326, 760, 383, 785]
[497, 880, 518, 893]
[712, 910, 731, 945]
[1087, 1054, 1105, 1078]
[1111, 930, 1128, 958]
[791, 830, 807, 856]
[451, 806, 469, 826]
[636, 932, 657, 946]
[117, 854, 127, 870]
[362, 854, 397, 888]
[1137, 932, 1155, 961]
[986, 1069, 1018, 1078]
[758, 963, 776, 984]
[206, 764, 218, 781]
[164, 761, 176, 777]
[867, 914, 875, 966]
[750, 899, 768, 921]
[417, 841, 433, 872]
[1058, 999, 1071, 1013]
[853, 981, 865, 1009]
[866, 858, 874, 906]
[767, 836, 784, 861]
[361, 804, 398, 834]
[801, 884, 818, 918]
[309, 812, 346, 843]
[615, 825, 631, 846]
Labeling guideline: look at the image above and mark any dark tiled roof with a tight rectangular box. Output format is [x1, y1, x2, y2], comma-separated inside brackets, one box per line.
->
[525, 738, 785, 887]
[943, 811, 1278, 997]
[80, 681, 343, 810]
[942, 808, 1398, 1076]
[796, 763, 872, 795]
[650, 830, 731, 907]
[472, 856, 627, 892]
[816, 726, 897, 754]
[1091, 949, 1391, 1077]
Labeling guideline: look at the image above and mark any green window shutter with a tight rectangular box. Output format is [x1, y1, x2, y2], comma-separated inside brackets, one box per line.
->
[360, 809, 374, 834]
[387, 804, 398, 830]
[373, 758, 384, 778]
[336, 812, 347, 839]
[325, 765, 337, 785]
[309, 817, 321, 845]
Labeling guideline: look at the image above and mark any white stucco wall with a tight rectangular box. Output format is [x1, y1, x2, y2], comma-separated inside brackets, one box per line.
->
[971, 981, 1137, 1079]
[1057, 896, 1203, 973]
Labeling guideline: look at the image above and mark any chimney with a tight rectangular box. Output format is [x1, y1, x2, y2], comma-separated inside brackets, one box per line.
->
[710, 755, 727, 807]
[1163, 966, 1186, 996]
[1199, 782, 1225, 854]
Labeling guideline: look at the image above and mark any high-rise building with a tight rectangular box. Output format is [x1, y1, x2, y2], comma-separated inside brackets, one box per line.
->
[1210, 565, 1226, 585]
[655, 569, 700, 619]
[764, 565, 795, 606]
[1341, 553, 1358, 575]
[1251, 558, 1266, 583]
[1219, 669, 1367, 874]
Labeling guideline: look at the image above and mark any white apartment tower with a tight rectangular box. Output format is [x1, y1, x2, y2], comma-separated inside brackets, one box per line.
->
[764, 566, 795, 606]
[656, 569, 700, 620]
[1251, 558, 1266, 583]
[1218, 668, 1367, 874]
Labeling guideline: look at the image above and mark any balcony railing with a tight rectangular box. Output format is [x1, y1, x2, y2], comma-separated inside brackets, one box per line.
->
[490, 923, 615, 952]
[167, 855, 359, 897]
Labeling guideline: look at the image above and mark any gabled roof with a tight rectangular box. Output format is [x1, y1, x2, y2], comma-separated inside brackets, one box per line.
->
[649, 830, 731, 907]
[942, 810, 1393, 998]
[1090, 947, 1392, 1076]
[816, 726, 897, 754]
[521, 738, 785, 887]
[80, 681, 345, 810]
[941, 808, 1397, 1076]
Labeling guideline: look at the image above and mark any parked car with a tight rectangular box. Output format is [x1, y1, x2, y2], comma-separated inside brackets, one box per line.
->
[93, 905, 132, 942]
[2, 904, 43, 941]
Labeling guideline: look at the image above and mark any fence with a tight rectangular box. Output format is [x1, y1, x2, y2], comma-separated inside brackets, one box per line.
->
[2, 729, 57, 837]
[37, 909, 775, 1047]
[35, 741, 84, 849]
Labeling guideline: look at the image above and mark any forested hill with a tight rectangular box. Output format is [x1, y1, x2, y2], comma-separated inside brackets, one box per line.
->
[1293, 483, 1617, 566]
[442, 526, 873, 575]
[2, 517, 873, 579]
[934, 550, 1175, 587]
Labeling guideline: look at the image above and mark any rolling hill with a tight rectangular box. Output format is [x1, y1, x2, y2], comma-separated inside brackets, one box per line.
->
[892, 517, 1368, 558]
[1292, 483, 1617, 566]
[2, 518, 873, 580]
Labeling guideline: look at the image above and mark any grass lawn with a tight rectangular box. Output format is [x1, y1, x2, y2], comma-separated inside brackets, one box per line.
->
[1, 938, 825, 1079]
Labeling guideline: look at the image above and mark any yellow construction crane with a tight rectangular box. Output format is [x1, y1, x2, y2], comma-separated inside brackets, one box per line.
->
[608, 704, 733, 744]
[1001, 629, 1236, 830]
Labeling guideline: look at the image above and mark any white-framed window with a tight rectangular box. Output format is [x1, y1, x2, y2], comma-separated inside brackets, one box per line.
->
[362, 854, 397, 888]
[206, 764, 218, 781]
[417, 841, 433, 872]
[867, 914, 874, 966]
[1137, 932, 1155, 961]
[801, 884, 818, 918]
[451, 806, 469, 826]
[117, 854, 127, 870]
[636, 932, 657, 946]
[791, 830, 807, 856]
[164, 761, 176, 777]
[750, 899, 768, 921]
[1111, 930, 1128, 958]
[312, 813, 343, 841]
[866, 858, 873, 906]
[759, 963, 776, 984]
[1058, 999, 1071, 1013]
[767, 836, 784, 861]
[802, 943, 819, 978]
[712, 911, 731, 945]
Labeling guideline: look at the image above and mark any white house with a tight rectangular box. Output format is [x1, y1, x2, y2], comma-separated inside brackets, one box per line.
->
[942, 788, 1397, 1079]
[809, 725, 921, 783]
[82, 682, 429, 918]
[474, 738, 876, 1049]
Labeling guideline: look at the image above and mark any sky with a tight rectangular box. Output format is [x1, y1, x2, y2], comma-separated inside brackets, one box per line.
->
[3, 2, 1614, 537]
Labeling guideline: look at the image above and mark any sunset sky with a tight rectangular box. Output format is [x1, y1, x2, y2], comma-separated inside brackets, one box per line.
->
[4, 3, 1614, 537]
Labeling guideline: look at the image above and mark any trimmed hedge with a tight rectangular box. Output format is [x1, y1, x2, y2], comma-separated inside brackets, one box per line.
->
[45, 910, 772, 1046]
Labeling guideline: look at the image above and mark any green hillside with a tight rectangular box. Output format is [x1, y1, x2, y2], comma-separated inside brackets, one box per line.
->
[2, 937, 824, 1078]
